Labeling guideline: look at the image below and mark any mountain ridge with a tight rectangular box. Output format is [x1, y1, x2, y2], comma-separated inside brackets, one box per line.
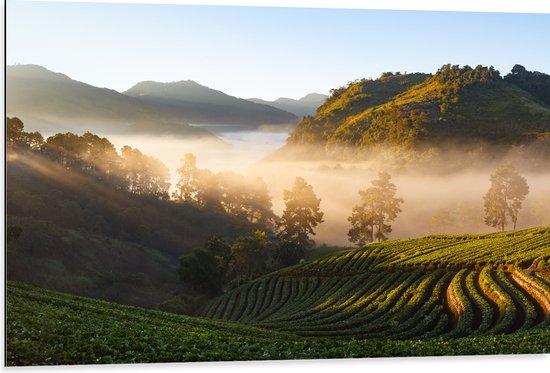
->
[248, 93, 327, 118]
[124, 79, 298, 126]
[6, 64, 215, 138]
[6, 64, 298, 136]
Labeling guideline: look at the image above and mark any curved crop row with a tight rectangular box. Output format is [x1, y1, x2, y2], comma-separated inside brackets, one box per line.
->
[201, 228, 550, 340]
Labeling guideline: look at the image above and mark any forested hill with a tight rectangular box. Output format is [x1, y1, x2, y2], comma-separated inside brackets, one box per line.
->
[6, 118, 274, 309]
[281, 65, 550, 162]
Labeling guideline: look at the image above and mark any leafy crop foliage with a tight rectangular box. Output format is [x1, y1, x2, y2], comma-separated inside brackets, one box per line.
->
[203, 227, 550, 339]
[7, 281, 549, 365]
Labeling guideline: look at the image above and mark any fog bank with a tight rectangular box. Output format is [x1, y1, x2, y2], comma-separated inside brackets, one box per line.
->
[107, 132, 550, 247]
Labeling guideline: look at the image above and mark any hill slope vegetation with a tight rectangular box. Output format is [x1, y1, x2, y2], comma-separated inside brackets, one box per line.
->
[6, 281, 549, 365]
[6, 129, 261, 309]
[202, 227, 550, 339]
[279, 65, 550, 166]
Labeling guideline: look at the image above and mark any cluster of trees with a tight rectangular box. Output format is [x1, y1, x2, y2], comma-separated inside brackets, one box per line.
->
[177, 176, 326, 295]
[172, 153, 276, 226]
[504, 64, 550, 106]
[7, 117, 171, 199]
[330, 104, 430, 148]
[346, 164, 531, 246]
[178, 232, 270, 295]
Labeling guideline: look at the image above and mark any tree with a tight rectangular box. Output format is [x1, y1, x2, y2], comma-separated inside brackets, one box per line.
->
[177, 248, 224, 296]
[278, 177, 324, 247]
[217, 171, 276, 226]
[275, 238, 306, 267]
[6, 117, 25, 147]
[483, 164, 529, 231]
[6, 117, 44, 151]
[173, 153, 222, 209]
[204, 235, 232, 277]
[348, 172, 403, 245]
[173, 153, 199, 203]
[229, 231, 271, 280]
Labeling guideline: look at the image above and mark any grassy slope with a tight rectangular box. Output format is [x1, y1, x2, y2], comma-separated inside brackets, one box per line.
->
[6, 281, 549, 366]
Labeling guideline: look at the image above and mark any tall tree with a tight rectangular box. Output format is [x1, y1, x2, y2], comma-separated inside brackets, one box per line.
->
[173, 153, 222, 209]
[173, 153, 200, 203]
[278, 177, 324, 247]
[6, 117, 25, 148]
[483, 164, 529, 231]
[348, 172, 403, 245]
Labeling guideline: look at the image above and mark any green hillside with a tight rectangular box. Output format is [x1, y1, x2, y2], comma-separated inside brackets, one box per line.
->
[287, 72, 430, 145]
[202, 227, 550, 339]
[281, 65, 550, 162]
[6, 281, 549, 365]
[6, 137, 261, 309]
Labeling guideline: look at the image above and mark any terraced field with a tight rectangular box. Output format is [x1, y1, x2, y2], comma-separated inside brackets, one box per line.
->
[202, 227, 550, 339]
[7, 227, 550, 365]
[6, 281, 549, 365]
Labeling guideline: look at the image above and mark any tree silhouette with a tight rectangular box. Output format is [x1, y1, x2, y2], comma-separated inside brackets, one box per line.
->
[483, 164, 529, 231]
[173, 153, 222, 209]
[120, 146, 170, 199]
[348, 172, 403, 245]
[278, 177, 324, 247]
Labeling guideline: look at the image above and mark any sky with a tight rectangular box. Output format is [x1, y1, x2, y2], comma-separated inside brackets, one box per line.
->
[6, 0, 550, 100]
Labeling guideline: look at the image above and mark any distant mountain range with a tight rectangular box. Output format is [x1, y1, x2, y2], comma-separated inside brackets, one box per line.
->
[6, 64, 307, 137]
[248, 93, 327, 118]
[6, 65, 208, 137]
[277, 64, 550, 166]
[124, 80, 298, 127]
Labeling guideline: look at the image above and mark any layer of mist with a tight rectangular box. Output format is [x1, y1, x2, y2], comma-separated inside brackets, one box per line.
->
[105, 130, 550, 247]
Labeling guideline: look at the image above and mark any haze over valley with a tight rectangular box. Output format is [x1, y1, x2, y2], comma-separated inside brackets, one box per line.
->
[8, 63, 550, 247]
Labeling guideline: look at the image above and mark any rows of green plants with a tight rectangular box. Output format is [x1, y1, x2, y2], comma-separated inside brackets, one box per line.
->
[204, 268, 549, 339]
[7, 281, 550, 365]
[202, 228, 550, 339]
[284, 227, 550, 275]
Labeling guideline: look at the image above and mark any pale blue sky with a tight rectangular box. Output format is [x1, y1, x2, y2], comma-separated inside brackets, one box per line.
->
[6, 0, 550, 100]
